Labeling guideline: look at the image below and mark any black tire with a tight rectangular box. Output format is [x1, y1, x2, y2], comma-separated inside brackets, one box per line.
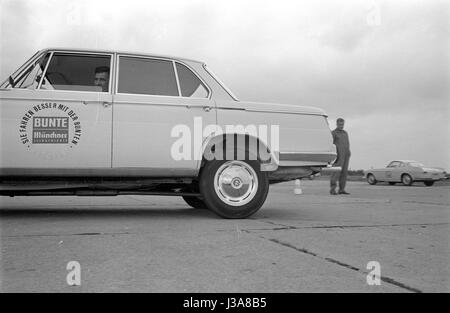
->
[367, 174, 377, 185]
[401, 174, 413, 186]
[388, 182, 396, 185]
[199, 160, 269, 219]
[424, 181, 435, 187]
[182, 196, 208, 209]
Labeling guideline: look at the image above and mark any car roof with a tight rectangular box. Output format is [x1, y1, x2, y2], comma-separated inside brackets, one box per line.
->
[390, 160, 419, 164]
[39, 47, 205, 65]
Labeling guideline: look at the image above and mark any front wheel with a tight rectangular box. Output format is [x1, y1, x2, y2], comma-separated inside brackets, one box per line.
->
[199, 160, 269, 219]
[401, 174, 413, 186]
[367, 174, 377, 185]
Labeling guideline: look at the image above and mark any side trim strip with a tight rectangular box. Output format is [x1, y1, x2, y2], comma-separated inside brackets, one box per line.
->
[0, 168, 197, 177]
[217, 107, 326, 116]
[279, 152, 336, 163]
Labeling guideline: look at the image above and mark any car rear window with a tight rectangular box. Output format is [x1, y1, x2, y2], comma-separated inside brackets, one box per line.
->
[176, 63, 208, 98]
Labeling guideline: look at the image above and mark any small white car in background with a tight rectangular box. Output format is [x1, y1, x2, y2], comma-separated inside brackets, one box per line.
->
[0, 48, 337, 218]
[365, 160, 446, 186]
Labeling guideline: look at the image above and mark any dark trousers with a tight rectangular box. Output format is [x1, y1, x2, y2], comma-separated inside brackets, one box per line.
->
[330, 154, 350, 192]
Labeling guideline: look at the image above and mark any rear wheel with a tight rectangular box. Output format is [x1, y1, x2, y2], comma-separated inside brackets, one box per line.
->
[401, 174, 413, 186]
[199, 160, 269, 219]
[367, 174, 377, 185]
[424, 181, 435, 187]
[182, 196, 208, 209]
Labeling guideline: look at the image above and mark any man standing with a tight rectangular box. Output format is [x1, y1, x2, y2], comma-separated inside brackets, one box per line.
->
[330, 118, 351, 195]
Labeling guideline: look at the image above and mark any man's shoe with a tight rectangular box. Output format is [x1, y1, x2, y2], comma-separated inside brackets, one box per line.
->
[330, 190, 337, 195]
[338, 190, 350, 195]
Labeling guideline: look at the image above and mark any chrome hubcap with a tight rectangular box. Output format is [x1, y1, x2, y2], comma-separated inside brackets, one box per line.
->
[214, 161, 258, 206]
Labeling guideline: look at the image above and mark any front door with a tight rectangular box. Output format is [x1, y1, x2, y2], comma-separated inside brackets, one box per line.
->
[112, 55, 215, 176]
[0, 51, 113, 173]
[384, 161, 400, 181]
[391, 162, 405, 181]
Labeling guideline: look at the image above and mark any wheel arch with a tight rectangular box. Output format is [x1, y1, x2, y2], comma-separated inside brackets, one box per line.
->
[198, 132, 279, 173]
[401, 172, 414, 180]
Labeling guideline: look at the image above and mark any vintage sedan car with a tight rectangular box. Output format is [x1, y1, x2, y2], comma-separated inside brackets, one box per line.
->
[365, 160, 446, 186]
[0, 48, 336, 218]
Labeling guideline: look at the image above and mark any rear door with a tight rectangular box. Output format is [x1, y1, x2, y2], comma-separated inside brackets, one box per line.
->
[0, 51, 113, 174]
[112, 55, 215, 176]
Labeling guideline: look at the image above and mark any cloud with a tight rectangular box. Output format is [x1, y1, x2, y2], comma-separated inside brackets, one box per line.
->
[342, 109, 449, 169]
[1, 0, 448, 169]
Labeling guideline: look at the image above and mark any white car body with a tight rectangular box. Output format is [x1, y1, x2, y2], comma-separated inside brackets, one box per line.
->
[0, 48, 336, 217]
[364, 160, 446, 186]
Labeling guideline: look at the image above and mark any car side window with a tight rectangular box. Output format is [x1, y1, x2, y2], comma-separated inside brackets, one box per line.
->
[13, 53, 50, 89]
[387, 161, 399, 168]
[40, 53, 111, 92]
[176, 63, 208, 98]
[118, 57, 178, 96]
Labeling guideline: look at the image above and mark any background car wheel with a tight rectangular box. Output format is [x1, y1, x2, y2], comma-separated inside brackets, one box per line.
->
[401, 174, 413, 186]
[182, 196, 208, 209]
[424, 181, 435, 187]
[388, 182, 396, 185]
[199, 160, 269, 219]
[367, 174, 377, 185]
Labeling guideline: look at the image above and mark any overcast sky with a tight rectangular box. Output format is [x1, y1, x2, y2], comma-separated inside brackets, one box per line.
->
[1, 0, 448, 170]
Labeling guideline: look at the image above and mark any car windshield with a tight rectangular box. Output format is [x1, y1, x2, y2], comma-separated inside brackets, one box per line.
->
[408, 162, 424, 167]
[387, 162, 399, 168]
[3, 53, 50, 89]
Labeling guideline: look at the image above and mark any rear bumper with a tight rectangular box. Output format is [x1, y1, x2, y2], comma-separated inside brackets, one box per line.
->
[267, 151, 336, 182]
[278, 152, 337, 166]
[420, 177, 445, 182]
[418, 173, 446, 181]
[268, 166, 315, 182]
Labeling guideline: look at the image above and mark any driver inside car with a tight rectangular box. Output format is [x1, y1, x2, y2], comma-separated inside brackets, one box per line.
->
[93, 66, 110, 92]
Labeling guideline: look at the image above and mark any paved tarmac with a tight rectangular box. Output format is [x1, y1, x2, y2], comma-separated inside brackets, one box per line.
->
[0, 180, 448, 292]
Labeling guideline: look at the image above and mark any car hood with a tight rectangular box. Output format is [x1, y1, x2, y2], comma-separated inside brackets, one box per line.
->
[234, 101, 327, 116]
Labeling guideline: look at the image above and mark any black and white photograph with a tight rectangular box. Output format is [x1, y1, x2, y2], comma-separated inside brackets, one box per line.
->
[0, 0, 448, 300]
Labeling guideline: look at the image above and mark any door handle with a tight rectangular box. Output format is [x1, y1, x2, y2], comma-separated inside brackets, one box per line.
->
[82, 100, 112, 107]
[184, 105, 213, 112]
